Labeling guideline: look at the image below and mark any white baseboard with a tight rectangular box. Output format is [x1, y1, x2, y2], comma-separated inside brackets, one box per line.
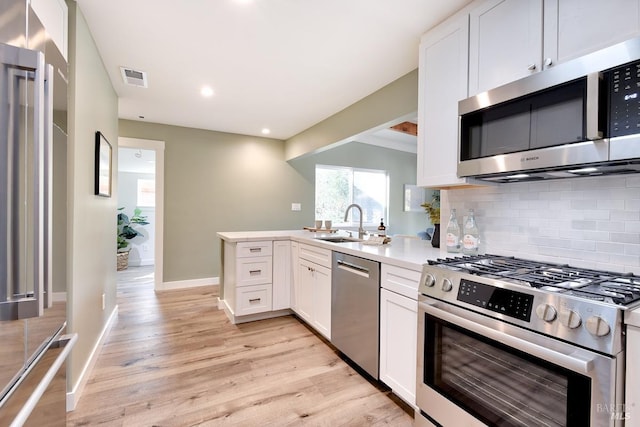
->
[128, 258, 154, 267]
[52, 292, 67, 302]
[220, 298, 292, 324]
[157, 276, 219, 291]
[66, 304, 118, 412]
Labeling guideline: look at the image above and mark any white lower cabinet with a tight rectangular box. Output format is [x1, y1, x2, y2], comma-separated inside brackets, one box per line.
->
[272, 241, 291, 310]
[221, 239, 293, 323]
[235, 284, 272, 316]
[627, 326, 640, 421]
[379, 264, 420, 408]
[380, 289, 418, 407]
[294, 244, 332, 340]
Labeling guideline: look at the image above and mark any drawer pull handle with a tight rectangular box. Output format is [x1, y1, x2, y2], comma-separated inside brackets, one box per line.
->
[249, 248, 262, 253]
[249, 269, 262, 275]
[249, 298, 261, 303]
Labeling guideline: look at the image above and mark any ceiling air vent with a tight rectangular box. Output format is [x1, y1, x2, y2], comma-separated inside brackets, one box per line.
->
[120, 67, 148, 88]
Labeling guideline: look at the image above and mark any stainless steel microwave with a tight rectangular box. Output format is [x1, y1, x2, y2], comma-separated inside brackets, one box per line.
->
[458, 37, 640, 183]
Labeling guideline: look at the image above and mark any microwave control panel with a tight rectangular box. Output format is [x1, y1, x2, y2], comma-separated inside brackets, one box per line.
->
[608, 59, 640, 137]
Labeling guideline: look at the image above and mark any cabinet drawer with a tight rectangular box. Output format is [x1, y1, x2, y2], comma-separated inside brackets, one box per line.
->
[237, 256, 272, 286]
[236, 284, 272, 315]
[298, 243, 332, 268]
[237, 241, 272, 257]
[381, 264, 420, 300]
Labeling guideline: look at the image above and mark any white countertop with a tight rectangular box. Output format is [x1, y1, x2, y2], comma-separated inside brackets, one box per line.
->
[217, 229, 449, 271]
[626, 308, 640, 327]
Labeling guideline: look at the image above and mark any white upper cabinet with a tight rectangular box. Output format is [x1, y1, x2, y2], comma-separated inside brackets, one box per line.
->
[30, 0, 68, 59]
[544, 0, 640, 67]
[417, 13, 472, 188]
[468, 0, 543, 96]
[418, 0, 640, 188]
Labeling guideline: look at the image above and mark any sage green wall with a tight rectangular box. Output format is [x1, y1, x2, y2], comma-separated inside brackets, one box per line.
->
[67, 0, 119, 391]
[289, 142, 427, 236]
[118, 120, 313, 282]
[284, 69, 418, 160]
[118, 122, 427, 281]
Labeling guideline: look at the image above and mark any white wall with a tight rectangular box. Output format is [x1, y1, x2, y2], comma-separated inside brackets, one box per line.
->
[442, 174, 640, 273]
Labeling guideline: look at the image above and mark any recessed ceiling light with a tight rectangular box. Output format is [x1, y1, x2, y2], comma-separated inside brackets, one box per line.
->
[201, 86, 214, 97]
[261, 128, 271, 135]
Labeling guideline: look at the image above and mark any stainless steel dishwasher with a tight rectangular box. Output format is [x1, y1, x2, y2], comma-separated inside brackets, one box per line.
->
[331, 252, 381, 379]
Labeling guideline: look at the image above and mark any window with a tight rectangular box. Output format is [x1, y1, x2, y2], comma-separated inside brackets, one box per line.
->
[137, 179, 155, 207]
[315, 165, 388, 227]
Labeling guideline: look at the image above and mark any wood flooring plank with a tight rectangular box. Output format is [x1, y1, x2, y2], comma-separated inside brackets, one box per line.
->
[67, 266, 413, 426]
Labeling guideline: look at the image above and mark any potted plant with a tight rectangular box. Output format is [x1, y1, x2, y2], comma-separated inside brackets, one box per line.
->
[117, 207, 149, 270]
[421, 192, 441, 248]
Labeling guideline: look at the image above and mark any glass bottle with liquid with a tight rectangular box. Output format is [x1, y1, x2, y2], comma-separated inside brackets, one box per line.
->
[445, 209, 460, 253]
[377, 218, 386, 236]
[462, 209, 479, 255]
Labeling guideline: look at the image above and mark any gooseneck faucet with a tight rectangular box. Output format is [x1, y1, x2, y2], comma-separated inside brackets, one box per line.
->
[344, 203, 365, 239]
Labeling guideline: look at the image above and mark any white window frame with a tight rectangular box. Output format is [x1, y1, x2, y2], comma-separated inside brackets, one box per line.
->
[315, 164, 389, 228]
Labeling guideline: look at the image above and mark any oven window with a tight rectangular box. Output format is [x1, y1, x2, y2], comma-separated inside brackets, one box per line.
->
[424, 314, 591, 427]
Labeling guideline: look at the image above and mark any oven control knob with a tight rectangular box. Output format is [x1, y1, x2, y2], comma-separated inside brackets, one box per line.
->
[423, 273, 436, 287]
[441, 278, 453, 292]
[535, 304, 557, 322]
[559, 309, 582, 329]
[586, 316, 611, 337]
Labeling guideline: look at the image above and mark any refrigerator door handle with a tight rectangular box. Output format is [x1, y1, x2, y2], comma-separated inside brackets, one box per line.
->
[43, 63, 53, 310]
[7, 333, 77, 427]
[0, 43, 47, 320]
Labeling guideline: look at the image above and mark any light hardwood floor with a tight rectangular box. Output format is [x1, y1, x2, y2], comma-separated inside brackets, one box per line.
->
[67, 266, 414, 426]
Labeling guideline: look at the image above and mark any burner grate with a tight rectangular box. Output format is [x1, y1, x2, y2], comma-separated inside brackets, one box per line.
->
[428, 254, 640, 306]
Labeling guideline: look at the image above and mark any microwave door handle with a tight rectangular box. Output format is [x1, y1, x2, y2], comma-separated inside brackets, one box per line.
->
[586, 72, 603, 140]
[420, 301, 597, 375]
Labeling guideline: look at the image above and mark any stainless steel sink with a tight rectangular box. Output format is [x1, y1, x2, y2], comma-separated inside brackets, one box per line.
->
[314, 236, 361, 243]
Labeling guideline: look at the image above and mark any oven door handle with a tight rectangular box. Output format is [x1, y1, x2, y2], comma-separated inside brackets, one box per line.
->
[421, 301, 596, 375]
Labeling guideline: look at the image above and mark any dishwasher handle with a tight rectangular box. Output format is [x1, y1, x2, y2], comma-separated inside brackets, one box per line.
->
[336, 259, 370, 277]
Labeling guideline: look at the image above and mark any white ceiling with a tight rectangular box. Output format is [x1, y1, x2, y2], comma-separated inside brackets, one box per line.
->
[118, 147, 156, 174]
[76, 0, 471, 141]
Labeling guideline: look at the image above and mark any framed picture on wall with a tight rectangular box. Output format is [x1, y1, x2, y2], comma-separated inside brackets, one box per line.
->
[95, 131, 112, 197]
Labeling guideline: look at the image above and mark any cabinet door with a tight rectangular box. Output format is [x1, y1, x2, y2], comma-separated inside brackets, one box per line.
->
[544, 0, 640, 67]
[417, 13, 471, 188]
[290, 241, 299, 311]
[30, 0, 68, 59]
[627, 326, 640, 420]
[235, 284, 272, 316]
[236, 256, 272, 287]
[296, 259, 314, 323]
[468, 0, 543, 95]
[311, 263, 332, 340]
[379, 289, 417, 407]
[272, 241, 291, 310]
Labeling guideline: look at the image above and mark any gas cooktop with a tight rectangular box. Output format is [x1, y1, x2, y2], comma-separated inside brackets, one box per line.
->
[428, 254, 640, 307]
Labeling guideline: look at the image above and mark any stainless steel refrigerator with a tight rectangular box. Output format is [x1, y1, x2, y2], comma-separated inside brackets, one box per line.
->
[0, 2, 76, 425]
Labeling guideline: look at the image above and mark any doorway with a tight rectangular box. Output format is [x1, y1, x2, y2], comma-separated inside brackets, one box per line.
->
[117, 137, 165, 289]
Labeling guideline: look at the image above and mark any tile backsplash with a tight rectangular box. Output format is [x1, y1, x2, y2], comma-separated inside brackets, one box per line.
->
[442, 174, 640, 273]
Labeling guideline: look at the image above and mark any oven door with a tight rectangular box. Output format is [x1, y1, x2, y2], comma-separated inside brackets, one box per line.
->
[416, 297, 625, 427]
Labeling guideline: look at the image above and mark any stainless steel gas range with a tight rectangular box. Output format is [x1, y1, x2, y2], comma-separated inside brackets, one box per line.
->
[415, 255, 639, 427]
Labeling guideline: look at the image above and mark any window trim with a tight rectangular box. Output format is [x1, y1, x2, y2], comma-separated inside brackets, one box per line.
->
[315, 164, 389, 228]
